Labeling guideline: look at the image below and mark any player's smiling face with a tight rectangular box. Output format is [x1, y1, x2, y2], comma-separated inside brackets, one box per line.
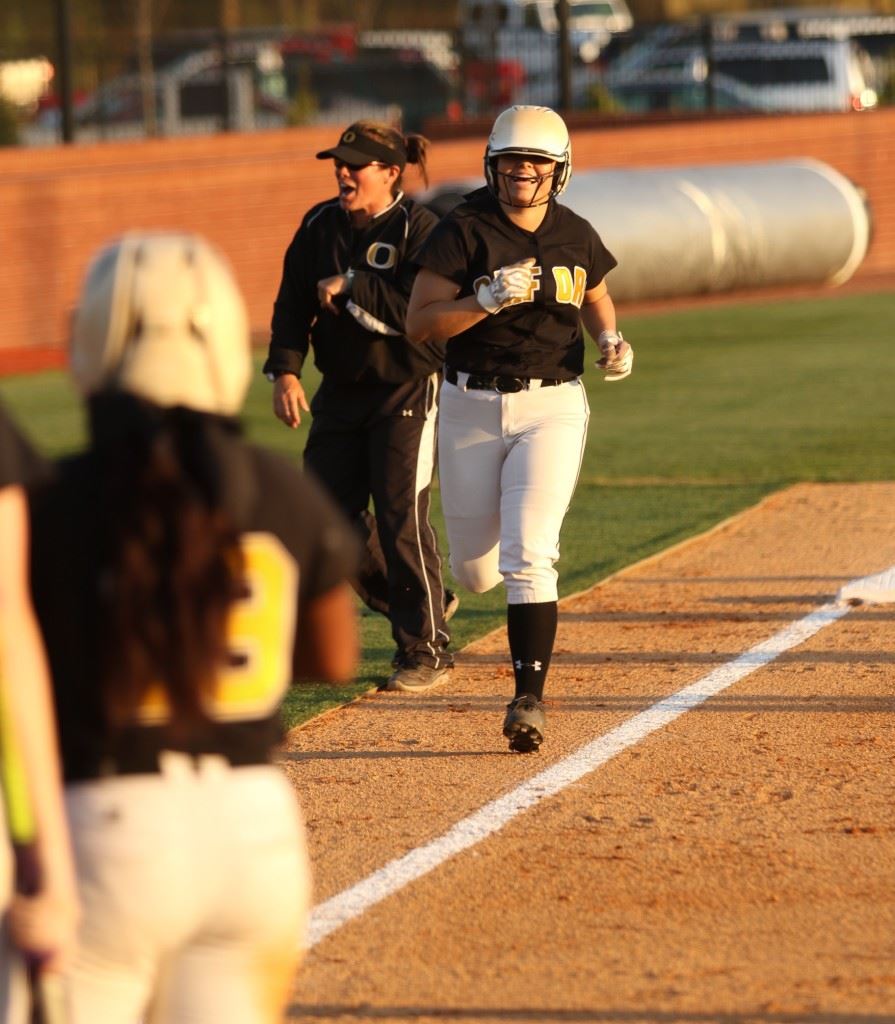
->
[496, 154, 556, 207]
[333, 159, 400, 222]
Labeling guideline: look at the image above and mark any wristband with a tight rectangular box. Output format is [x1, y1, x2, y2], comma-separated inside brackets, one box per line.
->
[475, 281, 502, 315]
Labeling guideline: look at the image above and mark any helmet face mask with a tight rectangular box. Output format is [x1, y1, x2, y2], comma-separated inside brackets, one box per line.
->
[484, 106, 572, 207]
[70, 232, 251, 417]
[490, 152, 561, 209]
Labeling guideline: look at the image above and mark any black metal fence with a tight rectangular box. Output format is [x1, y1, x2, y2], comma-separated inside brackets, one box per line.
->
[587, 16, 894, 117]
[453, 9, 895, 118]
[1, 4, 893, 147]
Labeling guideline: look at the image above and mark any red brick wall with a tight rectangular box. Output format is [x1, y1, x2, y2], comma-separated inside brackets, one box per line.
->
[2, 110, 893, 363]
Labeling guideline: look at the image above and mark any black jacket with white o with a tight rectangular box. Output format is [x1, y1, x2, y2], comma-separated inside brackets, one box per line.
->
[264, 193, 445, 384]
[415, 187, 617, 380]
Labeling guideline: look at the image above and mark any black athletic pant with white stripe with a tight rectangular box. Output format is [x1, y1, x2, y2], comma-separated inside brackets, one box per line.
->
[304, 373, 452, 670]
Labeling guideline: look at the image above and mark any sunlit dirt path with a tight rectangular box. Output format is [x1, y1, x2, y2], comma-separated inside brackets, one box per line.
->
[281, 483, 895, 1024]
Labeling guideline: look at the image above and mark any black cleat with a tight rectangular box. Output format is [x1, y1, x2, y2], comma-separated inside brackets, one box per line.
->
[386, 660, 451, 693]
[502, 694, 546, 753]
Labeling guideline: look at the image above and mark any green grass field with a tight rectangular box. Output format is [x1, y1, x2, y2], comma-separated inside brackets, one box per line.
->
[3, 290, 893, 727]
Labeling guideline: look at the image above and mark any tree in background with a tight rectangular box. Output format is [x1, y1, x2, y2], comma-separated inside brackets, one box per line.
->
[285, 61, 317, 124]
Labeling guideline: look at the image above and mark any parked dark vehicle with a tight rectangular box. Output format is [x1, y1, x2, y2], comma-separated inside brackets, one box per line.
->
[279, 51, 455, 131]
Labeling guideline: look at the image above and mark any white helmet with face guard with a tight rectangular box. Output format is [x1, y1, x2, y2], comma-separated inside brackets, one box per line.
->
[70, 231, 251, 417]
[484, 105, 572, 206]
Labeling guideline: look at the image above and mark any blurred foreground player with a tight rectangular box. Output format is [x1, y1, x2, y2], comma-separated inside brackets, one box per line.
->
[1, 403, 78, 1022]
[28, 232, 359, 1023]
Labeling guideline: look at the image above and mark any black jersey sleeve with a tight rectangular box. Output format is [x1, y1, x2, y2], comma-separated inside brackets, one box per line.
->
[0, 403, 49, 489]
[265, 211, 324, 378]
[586, 222, 618, 289]
[413, 214, 472, 289]
[349, 202, 438, 337]
[248, 446, 360, 601]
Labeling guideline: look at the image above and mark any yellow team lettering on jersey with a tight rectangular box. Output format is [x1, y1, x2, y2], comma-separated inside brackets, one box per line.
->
[552, 266, 587, 308]
[135, 532, 299, 725]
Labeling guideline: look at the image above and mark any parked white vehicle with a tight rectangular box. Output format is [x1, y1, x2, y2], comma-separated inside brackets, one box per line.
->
[604, 28, 878, 113]
[523, 0, 633, 37]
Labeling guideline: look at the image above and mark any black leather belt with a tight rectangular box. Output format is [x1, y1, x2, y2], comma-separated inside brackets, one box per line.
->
[70, 748, 268, 781]
[444, 365, 564, 393]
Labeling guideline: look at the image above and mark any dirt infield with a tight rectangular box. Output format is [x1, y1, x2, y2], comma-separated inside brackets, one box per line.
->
[280, 482, 895, 1023]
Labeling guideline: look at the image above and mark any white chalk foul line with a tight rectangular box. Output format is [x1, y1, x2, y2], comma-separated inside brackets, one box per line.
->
[309, 598, 856, 949]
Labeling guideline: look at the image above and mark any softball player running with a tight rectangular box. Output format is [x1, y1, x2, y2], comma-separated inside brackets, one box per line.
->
[264, 120, 455, 692]
[1, 404, 78, 1022]
[27, 232, 359, 1023]
[407, 105, 633, 753]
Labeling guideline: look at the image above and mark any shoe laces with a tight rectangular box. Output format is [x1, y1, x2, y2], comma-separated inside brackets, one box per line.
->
[508, 694, 542, 712]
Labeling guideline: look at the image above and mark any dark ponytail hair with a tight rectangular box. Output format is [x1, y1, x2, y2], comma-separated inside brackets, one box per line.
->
[90, 394, 245, 737]
[351, 120, 430, 192]
[403, 132, 429, 188]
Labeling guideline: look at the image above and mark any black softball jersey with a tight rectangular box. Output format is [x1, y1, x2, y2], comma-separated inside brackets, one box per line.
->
[29, 407, 359, 782]
[265, 193, 445, 384]
[415, 187, 617, 380]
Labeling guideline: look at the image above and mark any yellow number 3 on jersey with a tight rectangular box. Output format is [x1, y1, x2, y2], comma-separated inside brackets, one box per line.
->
[137, 532, 299, 725]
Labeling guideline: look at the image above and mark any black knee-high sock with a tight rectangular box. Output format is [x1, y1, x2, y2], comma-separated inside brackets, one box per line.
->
[507, 601, 558, 701]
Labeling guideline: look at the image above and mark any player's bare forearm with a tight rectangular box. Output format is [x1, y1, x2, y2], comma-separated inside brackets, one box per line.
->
[581, 283, 617, 341]
[407, 268, 489, 343]
[293, 582, 358, 682]
[407, 295, 488, 343]
[583, 281, 633, 380]
[0, 488, 79, 966]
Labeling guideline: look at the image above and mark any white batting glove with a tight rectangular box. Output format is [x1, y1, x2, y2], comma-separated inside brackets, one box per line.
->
[475, 259, 535, 314]
[596, 329, 634, 382]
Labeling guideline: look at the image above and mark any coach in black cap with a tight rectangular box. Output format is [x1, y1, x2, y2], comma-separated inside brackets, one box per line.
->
[315, 125, 408, 169]
[263, 121, 459, 693]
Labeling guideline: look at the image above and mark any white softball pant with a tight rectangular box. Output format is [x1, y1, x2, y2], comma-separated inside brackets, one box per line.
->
[62, 753, 310, 1024]
[438, 374, 590, 604]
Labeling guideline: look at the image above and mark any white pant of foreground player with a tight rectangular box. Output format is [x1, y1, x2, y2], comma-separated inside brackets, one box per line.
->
[63, 752, 310, 1024]
[438, 376, 590, 604]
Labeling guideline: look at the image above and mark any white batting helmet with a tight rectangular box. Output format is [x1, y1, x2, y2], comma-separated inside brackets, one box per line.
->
[484, 105, 572, 204]
[70, 232, 251, 417]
